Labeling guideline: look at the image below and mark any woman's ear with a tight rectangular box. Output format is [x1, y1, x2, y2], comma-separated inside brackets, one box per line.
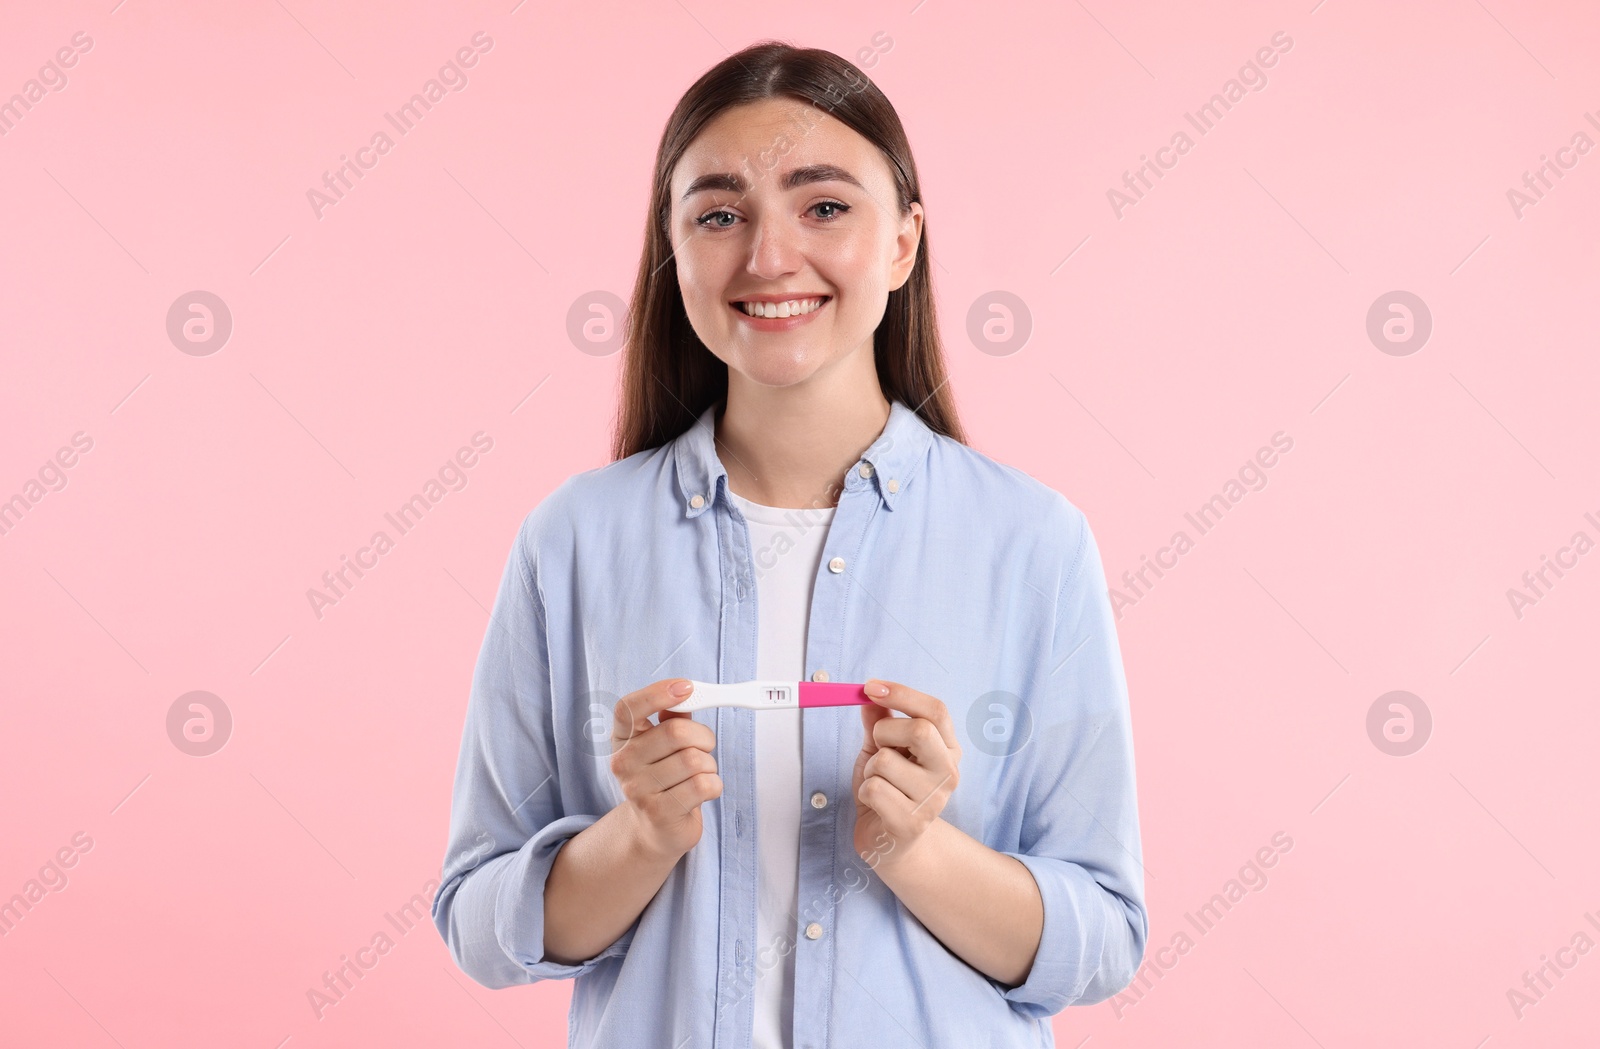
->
[888, 200, 924, 292]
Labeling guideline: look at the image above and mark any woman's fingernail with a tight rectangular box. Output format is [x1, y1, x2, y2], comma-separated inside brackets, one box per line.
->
[866, 682, 889, 697]
[671, 680, 694, 696]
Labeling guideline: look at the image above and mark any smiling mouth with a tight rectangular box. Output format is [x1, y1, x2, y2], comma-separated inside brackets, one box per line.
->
[730, 296, 831, 319]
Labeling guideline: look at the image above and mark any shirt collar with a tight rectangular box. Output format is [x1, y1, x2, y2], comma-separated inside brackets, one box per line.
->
[673, 397, 935, 519]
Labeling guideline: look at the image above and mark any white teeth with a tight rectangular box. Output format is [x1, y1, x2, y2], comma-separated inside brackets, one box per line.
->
[737, 297, 826, 318]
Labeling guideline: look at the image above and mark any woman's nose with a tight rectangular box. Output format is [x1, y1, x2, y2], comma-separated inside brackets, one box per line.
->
[745, 215, 803, 278]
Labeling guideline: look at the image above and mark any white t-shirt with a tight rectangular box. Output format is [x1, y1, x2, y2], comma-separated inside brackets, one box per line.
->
[728, 490, 836, 1049]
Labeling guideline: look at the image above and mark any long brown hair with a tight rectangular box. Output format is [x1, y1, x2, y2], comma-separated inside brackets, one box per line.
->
[608, 39, 967, 461]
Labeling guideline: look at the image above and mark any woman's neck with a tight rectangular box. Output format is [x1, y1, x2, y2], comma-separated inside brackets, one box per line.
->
[715, 376, 892, 510]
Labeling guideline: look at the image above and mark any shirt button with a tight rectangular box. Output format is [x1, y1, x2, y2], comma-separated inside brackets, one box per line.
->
[858, 462, 874, 478]
[805, 922, 824, 940]
[887, 479, 899, 494]
[810, 791, 828, 809]
[811, 669, 829, 682]
[828, 556, 845, 574]
[689, 494, 705, 509]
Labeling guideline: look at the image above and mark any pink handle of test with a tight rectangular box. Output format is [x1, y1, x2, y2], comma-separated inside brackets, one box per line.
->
[798, 682, 872, 708]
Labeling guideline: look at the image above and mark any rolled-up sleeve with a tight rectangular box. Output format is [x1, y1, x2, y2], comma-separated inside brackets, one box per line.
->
[998, 507, 1147, 1017]
[431, 508, 636, 989]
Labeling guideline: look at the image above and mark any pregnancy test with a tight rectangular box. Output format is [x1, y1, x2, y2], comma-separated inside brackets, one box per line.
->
[666, 680, 871, 714]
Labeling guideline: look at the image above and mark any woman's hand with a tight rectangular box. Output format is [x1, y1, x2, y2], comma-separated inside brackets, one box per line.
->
[851, 679, 962, 872]
[611, 679, 723, 862]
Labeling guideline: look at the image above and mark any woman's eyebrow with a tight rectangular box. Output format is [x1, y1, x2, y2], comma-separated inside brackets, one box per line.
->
[680, 163, 865, 200]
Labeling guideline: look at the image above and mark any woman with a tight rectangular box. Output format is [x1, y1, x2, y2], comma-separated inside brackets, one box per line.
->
[433, 40, 1146, 1048]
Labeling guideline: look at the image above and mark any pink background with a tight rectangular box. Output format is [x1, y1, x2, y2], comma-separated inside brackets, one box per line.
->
[3, 0, 1597, 1045]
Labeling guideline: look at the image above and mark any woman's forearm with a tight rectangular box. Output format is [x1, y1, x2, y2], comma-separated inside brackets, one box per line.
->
[542, 806, 682, 966]
[873, 817, 1044, 988]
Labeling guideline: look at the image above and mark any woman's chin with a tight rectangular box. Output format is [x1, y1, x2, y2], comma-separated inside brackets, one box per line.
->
[716, 352, 831, 389]
[739, 368, 828, 391]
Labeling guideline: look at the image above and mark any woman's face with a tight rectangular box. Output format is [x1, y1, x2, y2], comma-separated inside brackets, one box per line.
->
[668, 97, 923, 391]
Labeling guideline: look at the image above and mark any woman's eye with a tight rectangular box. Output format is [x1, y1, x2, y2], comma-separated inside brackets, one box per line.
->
[693, 201, 851, 229]
[695, 209, 738, 229]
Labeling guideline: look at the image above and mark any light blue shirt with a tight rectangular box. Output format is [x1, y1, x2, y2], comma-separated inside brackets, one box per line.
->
[432, 397, 1147, 1047]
